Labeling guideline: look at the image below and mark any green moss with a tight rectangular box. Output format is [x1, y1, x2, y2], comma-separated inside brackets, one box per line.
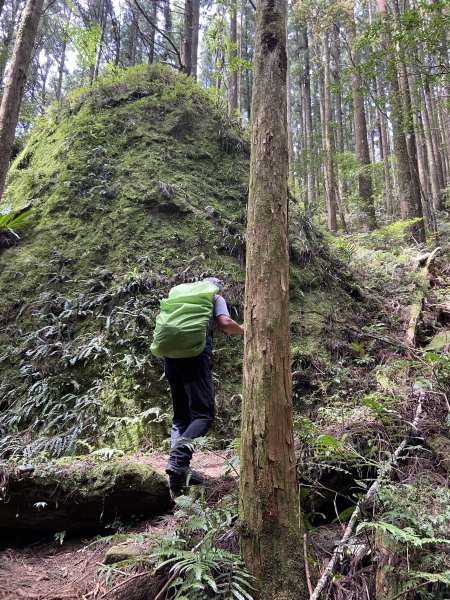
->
[23, 457, 167, 500]
[0, 65, 249, 459]
[0, 64, 364, 460]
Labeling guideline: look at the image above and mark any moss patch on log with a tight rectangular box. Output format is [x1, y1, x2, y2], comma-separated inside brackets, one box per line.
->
[0, 457, 170, 532]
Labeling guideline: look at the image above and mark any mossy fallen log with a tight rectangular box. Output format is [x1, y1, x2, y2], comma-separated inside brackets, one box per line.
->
[0, 457, 171, 533]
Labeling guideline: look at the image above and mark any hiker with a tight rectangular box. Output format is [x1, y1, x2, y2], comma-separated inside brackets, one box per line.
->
[163, 276, 244, 494]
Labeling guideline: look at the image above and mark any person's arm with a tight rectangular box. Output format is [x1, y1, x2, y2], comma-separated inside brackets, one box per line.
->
[217, 314, 244, 335]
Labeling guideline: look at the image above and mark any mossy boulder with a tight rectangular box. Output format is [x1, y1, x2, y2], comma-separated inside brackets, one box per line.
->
[0, 64, 365, 463]
[0, 457, 170, 532]
[0, 65, 249, 459]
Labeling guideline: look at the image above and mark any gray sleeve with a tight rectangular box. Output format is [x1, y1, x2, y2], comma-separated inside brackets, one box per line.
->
[213, 295, 230, 318]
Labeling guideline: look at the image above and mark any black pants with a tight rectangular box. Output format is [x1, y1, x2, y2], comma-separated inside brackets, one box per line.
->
[164, 352, 215, 472]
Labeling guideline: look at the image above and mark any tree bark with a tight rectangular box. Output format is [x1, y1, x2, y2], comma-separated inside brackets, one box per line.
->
[331, 28, 347, 232]
[322, 34, 337, 234]
[421, 82, 444, 211]
[190, 0, 200, 78]
[181, 0, 193, 75]
[376, 0, 425, 243]
[181, 2, 193, 73]
[375, 75, 394, 219]
[148, 0, 157, 64]
[229, 0, 238, 110]
[0, 0, 45, 201]
[240, 0, 307, 595]
[299, 26, 315, 208]
[348, 6, 376, 230]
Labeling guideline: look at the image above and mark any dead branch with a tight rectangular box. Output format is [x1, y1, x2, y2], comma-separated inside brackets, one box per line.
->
[309, 394, 423, 600]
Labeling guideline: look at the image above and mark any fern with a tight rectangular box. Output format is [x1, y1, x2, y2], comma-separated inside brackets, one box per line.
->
[97, 493, 254, 599]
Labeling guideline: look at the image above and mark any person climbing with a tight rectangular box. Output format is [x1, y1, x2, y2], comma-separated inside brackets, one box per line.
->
[163, 276, 244, 495]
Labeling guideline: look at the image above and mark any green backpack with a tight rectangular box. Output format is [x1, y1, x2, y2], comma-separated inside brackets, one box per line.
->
[150, 281, 219, 358]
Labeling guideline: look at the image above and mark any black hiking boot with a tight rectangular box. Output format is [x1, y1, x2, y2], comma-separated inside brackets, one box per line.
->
[166, 466, 205, 494]
[185, 469, 205, 486]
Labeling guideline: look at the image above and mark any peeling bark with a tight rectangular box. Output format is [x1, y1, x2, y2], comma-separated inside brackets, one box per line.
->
[239, 0, 307, 595]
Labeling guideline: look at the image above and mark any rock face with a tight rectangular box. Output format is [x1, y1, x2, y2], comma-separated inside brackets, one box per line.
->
[0, 458, 171, 532]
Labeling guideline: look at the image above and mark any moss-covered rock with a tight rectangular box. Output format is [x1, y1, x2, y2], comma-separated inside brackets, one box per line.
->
[0, 457, 170, 532]
[0, 64, 366, 461]
[0, 65, 250, 458]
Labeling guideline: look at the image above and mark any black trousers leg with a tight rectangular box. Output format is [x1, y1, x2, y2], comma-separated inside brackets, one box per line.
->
[165, 353, 215, 472]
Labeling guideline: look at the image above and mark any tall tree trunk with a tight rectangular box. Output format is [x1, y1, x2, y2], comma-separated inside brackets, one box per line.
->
[286, 15, 294, 185]
[181, 0, 193, 75]
[332, 28, 347, 232]
[299, 26, 314, 208]
[163, 0, 172, 61]
[56, 8, 72, 101]
[420, 81, 442, 212]
[348, 5, 377, 230]
[237, 0, 245, 112]
[428, 83, 449, 199]
[0, 0, 45, 201]
[376, 0, 425, 242]
[375, 75, 394, 219]
[409, 70, 437, 231]
[240, 0, 307, 595]
[148, 0, 157, 64]
[190, 0, 200, 78]
[229, 0, 238, 110]
[322, 34, 337, 234]
[0, 0, 20, 88]
[392, 0, 426, 239]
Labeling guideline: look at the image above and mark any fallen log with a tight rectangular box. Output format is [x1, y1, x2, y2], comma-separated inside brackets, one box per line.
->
[405, 247, 440, 347]
[0, 457, 171, 534]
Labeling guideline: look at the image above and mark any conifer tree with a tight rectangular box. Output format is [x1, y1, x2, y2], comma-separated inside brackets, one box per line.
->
[0, 0, 45, 201]
[239, 0, 307, 595]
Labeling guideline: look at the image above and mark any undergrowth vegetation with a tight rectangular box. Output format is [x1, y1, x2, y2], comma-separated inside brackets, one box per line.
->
[95, 493, 254, 599]
[0, 65, 449, 599]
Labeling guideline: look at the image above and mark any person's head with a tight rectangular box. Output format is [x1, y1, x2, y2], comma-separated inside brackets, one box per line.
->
[203, 276, 225, 293]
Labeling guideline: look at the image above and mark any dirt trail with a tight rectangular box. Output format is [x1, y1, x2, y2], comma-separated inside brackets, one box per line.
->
[0, 451, 236, 600]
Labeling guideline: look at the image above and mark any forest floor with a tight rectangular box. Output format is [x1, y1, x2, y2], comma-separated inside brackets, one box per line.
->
[0, 451, 237, 600]
[1, 244, 449, 600]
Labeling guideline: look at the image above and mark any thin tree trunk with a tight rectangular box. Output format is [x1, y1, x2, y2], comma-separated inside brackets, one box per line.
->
[0, 0, 20, 87]
[56, 9, 72, 101]
[229, 0, 238, 109]
[409, 70, 437, 231]
[237, 0, 244, 112]
[190, 0, 200, 78]
[0, 0, 45, 201]
[147, 0, 157, 64]
[299, 26, 314, 208]
[420, 82, 442, 211]
[375, 75, 394, 219]
[424, 82, 446, 204]
[376, 0, 425, 242]
[240, 0, 307, 595]
[392, 0, 426, 239]
[332, 28, 347, 232]
[322, 34, 337, 234]
[181, 0, 193, 75]
[348, 5, 377, 230]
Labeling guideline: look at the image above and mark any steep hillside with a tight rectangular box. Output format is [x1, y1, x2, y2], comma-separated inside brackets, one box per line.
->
[0, 65, 250, 458]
